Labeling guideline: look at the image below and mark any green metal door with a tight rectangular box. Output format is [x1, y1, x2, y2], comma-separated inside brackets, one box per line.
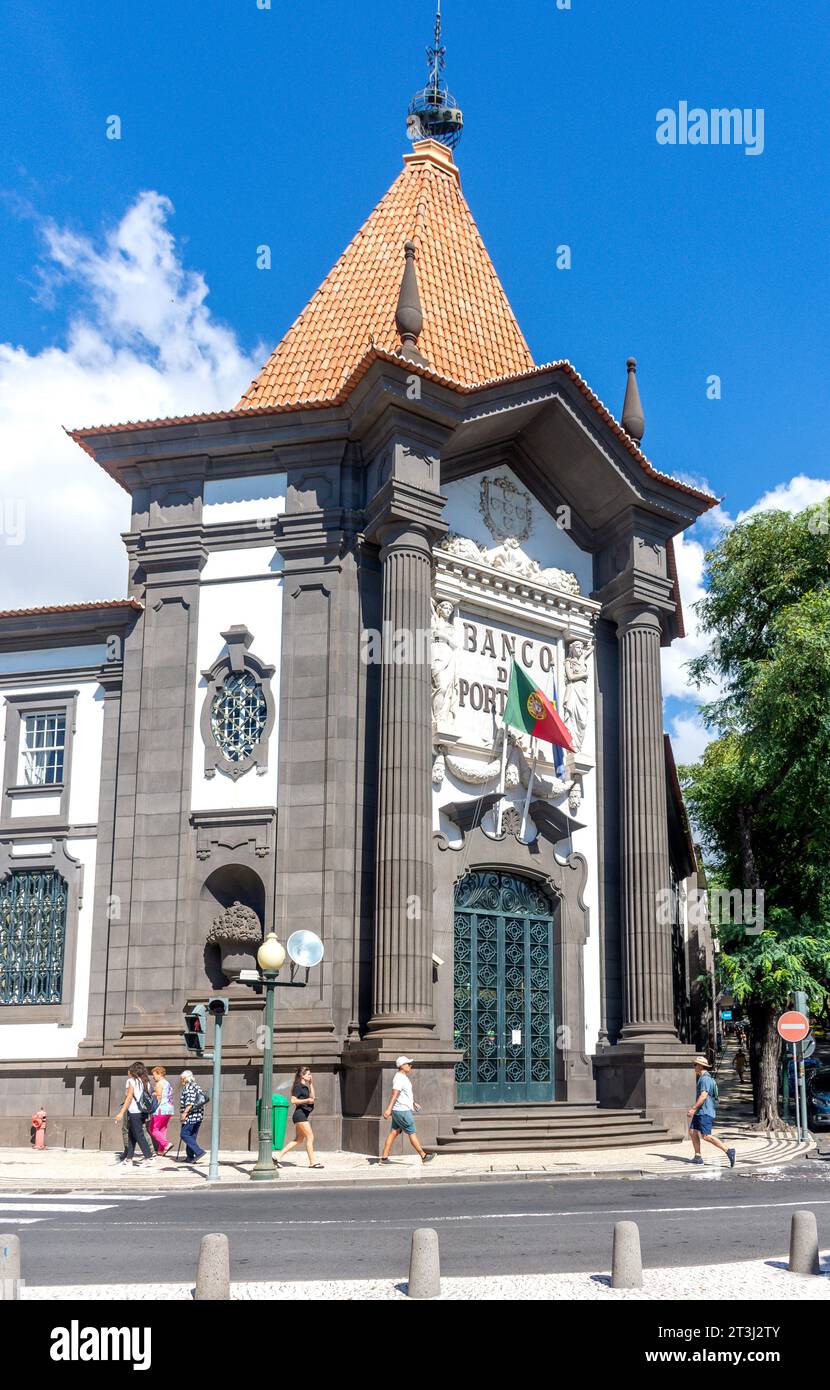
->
[453, 870, 555, 1104]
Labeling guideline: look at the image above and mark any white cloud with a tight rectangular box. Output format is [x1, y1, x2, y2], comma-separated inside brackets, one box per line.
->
[667, 712, 712, 766]
[0, 191, 263, 610]
[737, 474, 830, 522]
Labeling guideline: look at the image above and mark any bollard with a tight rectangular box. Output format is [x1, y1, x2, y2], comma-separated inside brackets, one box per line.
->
[195, 1233, 230, 1300]
[789, 1210, 821, 1276]
[611, 1220, 643, 1289]
[0, 1235, 21, 1301]
[407, 1228, 441, 1300]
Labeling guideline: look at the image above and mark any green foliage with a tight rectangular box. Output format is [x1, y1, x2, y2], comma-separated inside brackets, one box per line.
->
[717, 910, 830, 1015]
[681, 504, 830, 919]
[688, 506, 830, 730]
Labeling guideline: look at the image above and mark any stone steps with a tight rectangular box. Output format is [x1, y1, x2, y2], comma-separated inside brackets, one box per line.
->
[432, 1105, 670, 1153]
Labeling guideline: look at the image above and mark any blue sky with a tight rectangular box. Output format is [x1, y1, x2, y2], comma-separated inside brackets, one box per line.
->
[1, 0, 827, 758]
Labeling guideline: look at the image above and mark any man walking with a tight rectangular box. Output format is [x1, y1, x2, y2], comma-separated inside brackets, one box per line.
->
[733, 1047, 748, 1084]
[379, 1056, 436, 1165]
[179, 1069, 207, 1164]
[688, 1055, 736, 1168]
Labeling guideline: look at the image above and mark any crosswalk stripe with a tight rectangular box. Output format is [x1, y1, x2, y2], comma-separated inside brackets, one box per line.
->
[0, 1194, 160, 1203]
[0, 1202, 113, 1214]
[0, 1217, 45, 1225]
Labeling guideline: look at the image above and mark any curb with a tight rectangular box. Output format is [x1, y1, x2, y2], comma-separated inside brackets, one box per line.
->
[0, 1146, 813, 1197]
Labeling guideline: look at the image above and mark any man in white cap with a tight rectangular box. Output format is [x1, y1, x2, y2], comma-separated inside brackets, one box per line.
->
[379, 1056, 436, 1164]
[688, 1055, 736, 1168]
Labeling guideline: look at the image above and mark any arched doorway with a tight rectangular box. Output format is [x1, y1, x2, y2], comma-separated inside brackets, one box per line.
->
[453, 870, 555, 1104]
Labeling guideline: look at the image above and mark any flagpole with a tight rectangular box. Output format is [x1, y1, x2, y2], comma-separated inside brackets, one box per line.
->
[520, 743, 537, 840]
[495, 723, 509, 836]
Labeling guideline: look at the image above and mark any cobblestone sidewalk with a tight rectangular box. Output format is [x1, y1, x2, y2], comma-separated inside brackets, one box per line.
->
[18, 1257, 830, 1301]
[0, 1124, 811, 1194]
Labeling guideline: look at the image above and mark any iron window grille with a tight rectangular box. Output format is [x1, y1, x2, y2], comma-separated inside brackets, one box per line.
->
[21, 713, 66, 786]
[0, 869, 67, 1006]
[210, 672, 268, 763]
[200, 626, 276, 781]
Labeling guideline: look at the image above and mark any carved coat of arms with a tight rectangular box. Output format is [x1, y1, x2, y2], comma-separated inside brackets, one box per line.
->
[480, 475, 532, 543]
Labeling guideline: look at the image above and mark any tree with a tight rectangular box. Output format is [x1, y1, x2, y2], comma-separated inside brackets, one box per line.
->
[681, 505, 830, 1127]
[716, 913, 830, 1127]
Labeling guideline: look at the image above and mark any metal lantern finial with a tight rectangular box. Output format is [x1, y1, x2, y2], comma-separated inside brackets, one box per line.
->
[406, 2, 464, 150]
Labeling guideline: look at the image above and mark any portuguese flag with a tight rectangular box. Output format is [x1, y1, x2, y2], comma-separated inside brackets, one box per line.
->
[503, 661, 573, 752]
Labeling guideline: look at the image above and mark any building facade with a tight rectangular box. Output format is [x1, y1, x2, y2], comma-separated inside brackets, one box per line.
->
[0, 133, 718, 1151]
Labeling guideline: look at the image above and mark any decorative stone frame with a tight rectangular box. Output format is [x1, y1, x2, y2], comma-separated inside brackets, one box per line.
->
[0, 838, 84, 1025]
[433, 818, 595, 1104]
[200, 626, 275, 781]
[1, 690, 79, 829]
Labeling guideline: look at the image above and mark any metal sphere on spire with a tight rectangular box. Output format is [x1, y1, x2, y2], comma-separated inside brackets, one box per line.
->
[406, 2, 464, 150]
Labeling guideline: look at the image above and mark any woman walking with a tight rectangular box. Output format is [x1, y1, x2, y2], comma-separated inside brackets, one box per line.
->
[115, 1062, 156, 1166]
[148, 1066, 175, 1155]
[277, 1067, 324, 1169]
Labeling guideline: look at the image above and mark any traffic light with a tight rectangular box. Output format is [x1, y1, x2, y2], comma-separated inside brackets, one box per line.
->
[207, 997, 229, 1018]
[183, 1003, 207, 1054]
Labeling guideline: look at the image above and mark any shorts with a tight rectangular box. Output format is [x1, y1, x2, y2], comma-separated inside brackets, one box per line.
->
[691, 1112, 714, 1136]
[391, 1110, 416, 1134]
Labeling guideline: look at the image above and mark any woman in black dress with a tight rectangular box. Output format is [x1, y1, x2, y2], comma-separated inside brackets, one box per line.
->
[277, 1066, 324, 1169]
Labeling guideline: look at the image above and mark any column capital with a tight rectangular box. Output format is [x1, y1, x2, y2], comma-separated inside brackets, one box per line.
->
[365, 477, 447, 549]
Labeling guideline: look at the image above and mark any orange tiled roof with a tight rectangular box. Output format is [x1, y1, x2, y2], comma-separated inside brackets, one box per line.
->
[235, 140, 535, 409]
[0, 599, 142, 620]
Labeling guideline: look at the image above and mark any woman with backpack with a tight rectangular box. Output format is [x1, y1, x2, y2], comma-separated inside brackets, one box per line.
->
[178, 1069, 207, 1164]
[148, 1066, 175, 1155]
[114, 1062, 157, 1166]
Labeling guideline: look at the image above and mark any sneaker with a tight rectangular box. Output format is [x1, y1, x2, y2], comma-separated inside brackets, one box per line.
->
[422, 1153, 436, 1163]
[727, 1147, 737, 1169]
[692, 1155, 705, 1165]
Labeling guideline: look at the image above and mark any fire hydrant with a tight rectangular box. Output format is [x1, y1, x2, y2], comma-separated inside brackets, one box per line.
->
[31, 1108, 47, 1149]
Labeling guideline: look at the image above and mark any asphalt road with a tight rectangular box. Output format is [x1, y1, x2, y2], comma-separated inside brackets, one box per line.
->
[6, 1161, 830, 1287]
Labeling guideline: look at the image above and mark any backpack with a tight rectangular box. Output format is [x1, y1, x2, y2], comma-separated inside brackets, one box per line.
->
[709, 1076, 719, 1110]
[136, 1083, 158, 1116]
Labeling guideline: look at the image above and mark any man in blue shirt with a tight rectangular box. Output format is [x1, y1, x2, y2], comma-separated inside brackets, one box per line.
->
[688, 1055, 736, 1168]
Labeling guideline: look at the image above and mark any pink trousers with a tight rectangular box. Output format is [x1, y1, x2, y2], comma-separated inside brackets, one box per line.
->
[148, 1114, 172, 1151]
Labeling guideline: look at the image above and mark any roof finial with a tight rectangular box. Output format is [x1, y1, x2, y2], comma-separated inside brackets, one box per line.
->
[395, 240, 429, 367]
[406, 3, 464, 150]
[621, 357, 645, 443]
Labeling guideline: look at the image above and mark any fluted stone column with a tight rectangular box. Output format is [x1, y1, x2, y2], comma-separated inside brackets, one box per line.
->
[367, 520, 435, 1035]
[616, 603, 676, 1039]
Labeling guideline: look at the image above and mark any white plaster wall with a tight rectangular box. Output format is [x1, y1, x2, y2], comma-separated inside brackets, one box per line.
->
[0, 679, 104, 825]
[434, 467, 602, 1057]
[191, 546, 283, 812]
[0, 644, 107, 676]
[0, 837, 97, 1060]
[202, 472, 286, 527]
[443, 465, 594, 595]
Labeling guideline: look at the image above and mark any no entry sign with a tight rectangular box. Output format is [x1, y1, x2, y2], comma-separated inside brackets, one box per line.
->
[777, 1010, 809, 1043]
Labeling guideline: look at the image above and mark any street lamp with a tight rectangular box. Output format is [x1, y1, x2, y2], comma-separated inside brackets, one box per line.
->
[248, 929, 323, 1182]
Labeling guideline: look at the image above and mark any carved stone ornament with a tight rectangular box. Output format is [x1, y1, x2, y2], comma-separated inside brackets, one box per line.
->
[563, 639, 593, 752]
[200, 625, 276, 781]
[206, 900, 262, 947]
[431, 598, 460, 729]
[480, 475, 533, 543]
[438, 532, 580, 597]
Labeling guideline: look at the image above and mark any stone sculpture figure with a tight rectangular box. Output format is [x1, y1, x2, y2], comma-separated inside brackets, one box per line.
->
[563, 640, 592, 751]
[431, 599, 460, 728]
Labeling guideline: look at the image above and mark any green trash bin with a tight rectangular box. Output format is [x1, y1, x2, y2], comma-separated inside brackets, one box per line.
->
[256, 1093, 290, 1150]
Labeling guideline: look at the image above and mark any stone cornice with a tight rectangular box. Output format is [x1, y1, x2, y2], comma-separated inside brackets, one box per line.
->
[434, 550, 600, 641]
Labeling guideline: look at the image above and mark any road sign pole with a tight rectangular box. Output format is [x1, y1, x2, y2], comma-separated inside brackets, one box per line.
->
[207, 1010, 224, 1182]
[798, 1040, 809, 1145]
[792, 1043, 802, 1142]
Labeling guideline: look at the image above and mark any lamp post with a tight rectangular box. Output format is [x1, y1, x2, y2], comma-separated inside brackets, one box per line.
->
[250, 931, 286, 1182]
